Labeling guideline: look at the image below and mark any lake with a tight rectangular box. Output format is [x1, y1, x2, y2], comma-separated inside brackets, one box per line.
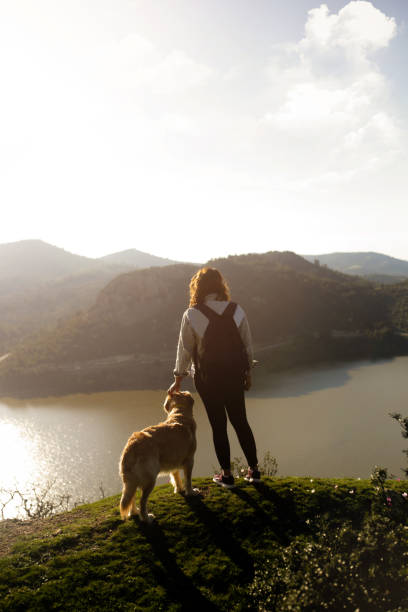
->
[1, 357, 408, 518]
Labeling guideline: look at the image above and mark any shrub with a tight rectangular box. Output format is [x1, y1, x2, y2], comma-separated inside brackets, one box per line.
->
[249, 514, 408, 611]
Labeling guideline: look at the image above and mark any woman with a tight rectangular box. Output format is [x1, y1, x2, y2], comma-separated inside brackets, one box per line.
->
[168, 267, 260, 488]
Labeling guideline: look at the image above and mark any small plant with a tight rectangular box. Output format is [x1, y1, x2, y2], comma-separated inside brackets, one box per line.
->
[13, 482, 74, 519]
[0, 480, 107, 521]
[390, 412, 408, 477]
[230, 456, 246, 478]
[260, 451, 278, 477]
[218, 451, 278, 479]
[98, 482, 106, 499]
[0, 488, 17, 521]
[369, 465, 408, 518]
[370, 465, 391, 506]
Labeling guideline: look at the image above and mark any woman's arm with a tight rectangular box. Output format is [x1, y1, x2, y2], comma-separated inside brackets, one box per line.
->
[239, 312, 254, 390]
[239, 314, 254, 368]
[168, 311, 196, 394]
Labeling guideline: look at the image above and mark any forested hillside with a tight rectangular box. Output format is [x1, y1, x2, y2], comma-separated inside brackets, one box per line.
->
[0, 267, 131, 354]
[2, 251, 408, 396]
[303, 252, 408, 280]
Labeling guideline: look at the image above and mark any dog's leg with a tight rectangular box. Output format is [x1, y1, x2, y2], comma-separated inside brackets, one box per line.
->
[120, 479, 138, 520]
[183, 458, 195, 496]
[130, 494, 139, 517]
[139, 480, 156, 523]
[170, 470, 184, 494]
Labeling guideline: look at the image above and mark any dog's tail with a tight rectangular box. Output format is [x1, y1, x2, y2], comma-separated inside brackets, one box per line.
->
[119, 481, 138, 520]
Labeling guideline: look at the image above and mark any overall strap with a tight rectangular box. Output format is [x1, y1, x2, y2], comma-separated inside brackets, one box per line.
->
[196, 303, 218, 320]
[196, 302, 237, 320]
[221, 302, 237, 319]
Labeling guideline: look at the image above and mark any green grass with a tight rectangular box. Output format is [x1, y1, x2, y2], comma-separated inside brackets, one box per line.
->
[0, 477, 407, 611]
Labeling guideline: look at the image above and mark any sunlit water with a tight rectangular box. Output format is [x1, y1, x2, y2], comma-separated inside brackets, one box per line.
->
[1, 357, 408, 518]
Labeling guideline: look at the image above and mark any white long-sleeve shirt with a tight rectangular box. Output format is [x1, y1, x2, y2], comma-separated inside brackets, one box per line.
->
[174, 294, 254, 377]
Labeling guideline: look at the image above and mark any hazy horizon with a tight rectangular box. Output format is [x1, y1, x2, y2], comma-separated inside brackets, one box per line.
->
[1, 1, 407, 262]
[3, 236, 408, 265]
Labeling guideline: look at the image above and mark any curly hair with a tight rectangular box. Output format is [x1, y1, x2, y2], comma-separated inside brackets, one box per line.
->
[189, 267, 231, 307]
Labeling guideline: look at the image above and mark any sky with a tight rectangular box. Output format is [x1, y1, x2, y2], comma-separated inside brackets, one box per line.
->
[0, 0, 407, 263]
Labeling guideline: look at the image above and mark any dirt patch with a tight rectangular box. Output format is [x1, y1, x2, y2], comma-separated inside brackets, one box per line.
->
[0, 508, 93, 557]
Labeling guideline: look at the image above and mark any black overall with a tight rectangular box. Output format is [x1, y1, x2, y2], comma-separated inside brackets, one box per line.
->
[193, 302, 258, 471]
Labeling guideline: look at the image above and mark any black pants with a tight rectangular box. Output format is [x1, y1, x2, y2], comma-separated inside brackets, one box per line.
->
[195, 374, 258, 471]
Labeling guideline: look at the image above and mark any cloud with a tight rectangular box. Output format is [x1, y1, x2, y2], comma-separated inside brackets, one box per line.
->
[259, 1, 401, 187]
[302, 1, 396, 53]
[298, 1, 396, 81]
[99, 33, 213, 98]
[0, 0, 405, 261]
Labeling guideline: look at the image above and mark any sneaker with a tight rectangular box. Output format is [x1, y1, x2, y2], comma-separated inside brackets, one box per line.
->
[244, 468, 261, 483]
[213, 473, 235, 489]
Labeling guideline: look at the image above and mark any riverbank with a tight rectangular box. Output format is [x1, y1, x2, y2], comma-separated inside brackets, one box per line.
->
[1, 477, 408, 610]
[259, 330, 408, 374]
[1, 331, 408, 399]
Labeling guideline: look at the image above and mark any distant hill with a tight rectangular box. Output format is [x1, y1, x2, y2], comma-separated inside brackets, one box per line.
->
[303, 252, 408, 280]
[0, 240, 180, 294]
[0, 240, 182, 353]
[100, 249, 178, 268]
[0, 267, 132, 353]
[0, 240, 101, 292]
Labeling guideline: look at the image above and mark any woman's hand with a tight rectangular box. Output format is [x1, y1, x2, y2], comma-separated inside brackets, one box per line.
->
[167, 375, 183, 395]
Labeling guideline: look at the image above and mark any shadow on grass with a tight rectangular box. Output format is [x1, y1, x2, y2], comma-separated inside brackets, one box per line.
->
[184, 494, 254, 582]
[139, 520, 219, 611]
[251, 481, 305, 536]
[229, 486, 289, 545]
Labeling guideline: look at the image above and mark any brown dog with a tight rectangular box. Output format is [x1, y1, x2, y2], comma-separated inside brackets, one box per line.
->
[119, 391, 197, 522]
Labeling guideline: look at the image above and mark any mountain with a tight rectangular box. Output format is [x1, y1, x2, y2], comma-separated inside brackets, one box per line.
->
[3, 249, 408, 396]
[0, 252, 395, 369]
[303, 252, 408, 280]
[100, 249, 179, 268]
[0, 240, 180, 294]
[0, 240, 182, 353]
[0, 240, 101, 292]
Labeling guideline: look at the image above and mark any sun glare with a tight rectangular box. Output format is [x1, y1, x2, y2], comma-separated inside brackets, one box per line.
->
[0, 420, 39, 517]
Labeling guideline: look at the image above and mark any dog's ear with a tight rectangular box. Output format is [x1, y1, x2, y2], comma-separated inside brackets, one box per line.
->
[163, 394, 174, 413]
[183, 391, 194, 407]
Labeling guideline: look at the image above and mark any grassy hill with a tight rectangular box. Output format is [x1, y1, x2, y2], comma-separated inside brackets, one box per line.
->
[1, 477, 408, 611]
